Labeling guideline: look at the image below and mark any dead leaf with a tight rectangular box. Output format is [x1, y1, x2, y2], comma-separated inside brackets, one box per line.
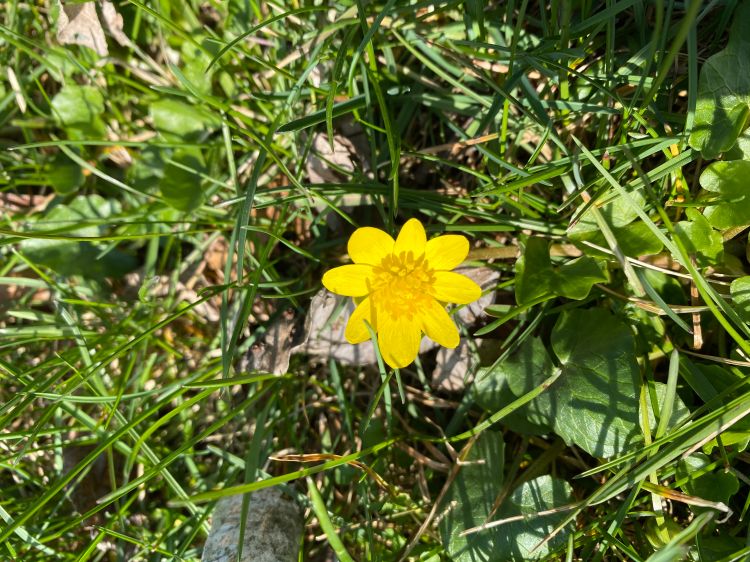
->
[6, 67, 26, 114]
[56, 1, 108, 56]
[238, 309, 307, 375]
[432, 340, 473, 392]
[101, 0, 129, 47]
[300, 290, 367, 362]
[306, 133, 362, 183]
[454, 266, 500, 325]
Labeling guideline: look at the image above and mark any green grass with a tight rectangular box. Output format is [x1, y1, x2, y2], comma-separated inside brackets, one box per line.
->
[2, 0, 750, 560]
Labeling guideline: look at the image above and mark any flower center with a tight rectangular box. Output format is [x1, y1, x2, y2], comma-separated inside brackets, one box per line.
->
[371, 251, 435, 320]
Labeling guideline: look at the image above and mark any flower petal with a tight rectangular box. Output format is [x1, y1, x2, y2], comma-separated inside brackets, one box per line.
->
[394, 218, 426, 257]
[322, 264, 373, 297]
[425, 235, 469, 271]
[431, 271, 482, 304]
[420, 299, 459, 348]
[348, 227, 395, 265]
[377, 310, 422, 369]
[345, 296, 375, 344]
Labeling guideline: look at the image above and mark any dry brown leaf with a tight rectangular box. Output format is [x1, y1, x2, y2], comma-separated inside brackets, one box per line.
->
[454, 266, 500, 325]
[297, 290, 379, 366]
[56, 1, 108, 56]
[432, 340, 473, 392]
[101, 0, 129, 47]
[6, 67, 26, 114]
[238, 309, 307, 375]
[306, 132, 369, 184]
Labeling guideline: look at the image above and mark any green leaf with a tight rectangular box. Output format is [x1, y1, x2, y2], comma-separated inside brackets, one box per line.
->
[441, 455, 574, 562]
[475, 310, 642, 458]
[555, 256, 610, 299]
[673, 208, 724, 265]
[568, 189, 646, 237]
[688, 1, 750, 158]
[731, 276, 750, 323]
[150, 99, 220, 141]
[159, 148, 206, 212]
[574, 220, 664, 258]
[493, 476, 574, 561]
[696, 534, 747, 561]
[515, 237, 607, 305]
[682, 363, 750, 451]
[20, 195, 137, 279]
[549, 309, 641, 457]
[181, 40, 214, 96]
[473, 337, 555, 434]
[724, 125, 750, 160]
[439, 431, 505, 561]
[677, 453, 739, 511]
[699, 160, 750, 229]
[45, 152, 85, 195]
[50, 84, 106, 138]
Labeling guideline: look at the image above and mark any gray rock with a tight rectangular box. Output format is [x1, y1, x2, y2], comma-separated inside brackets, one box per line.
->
[201, 488, 302, 562]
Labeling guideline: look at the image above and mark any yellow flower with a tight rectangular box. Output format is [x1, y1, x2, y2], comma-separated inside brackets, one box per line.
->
[322, 218, 482, 369]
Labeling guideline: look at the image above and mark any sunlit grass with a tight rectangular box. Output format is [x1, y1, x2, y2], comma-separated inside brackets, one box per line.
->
[2, 0, 749, 560]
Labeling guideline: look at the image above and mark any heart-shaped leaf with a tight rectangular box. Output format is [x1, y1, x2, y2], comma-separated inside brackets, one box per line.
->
[673, 208, 724, 265]
[515, 237, 607, 305]
[699, 161, 750, 229]
[475, 309, 641, 458]
[439, 431, 505, 561]
[439, 432, 574, 561]
[51, 84, 106, 138]
[159, 148, 206, 212]
[688, 1, 750, 158]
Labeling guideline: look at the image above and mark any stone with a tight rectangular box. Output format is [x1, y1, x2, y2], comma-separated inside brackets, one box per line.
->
[201, 488, 302, 562]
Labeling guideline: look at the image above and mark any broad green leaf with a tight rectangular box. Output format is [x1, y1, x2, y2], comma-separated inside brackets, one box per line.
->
[181, 40, 214, 96]
[441, 459, 573, 562]
[128, 146, 166, 192]
[439, 431, 505, 561]
[568, 189, 647, 237]
[159, 148, 206, 212]
[683, 363, 750, 451]
[689, 1, 750, 158]
[515, 237, 607, 305]
[473, 338, 555, 434]
[20, 195, 137, 279]
[673, 208, 723, 265]
[626, 306, 668, 357]
[549, 309, 641, 457]
[150, 99, 219, 141]
[731, 276, 750, 322]
[695, 534, 747, 561]
[569, 188, 662, 257]
[554, 256, 609, 299]
[641, 269, 687, 306]
[45, 152, 85, 195]
[515, 237, 555, 304]
[50, 84, 106, 138]
[700, 161, 750, 229]
[475, 310, 641, 458]
[677, 453, 739, 512]
[493, 476, 574, 561]
[572, 220, 664, 258]
[725, 126, 750, 160]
